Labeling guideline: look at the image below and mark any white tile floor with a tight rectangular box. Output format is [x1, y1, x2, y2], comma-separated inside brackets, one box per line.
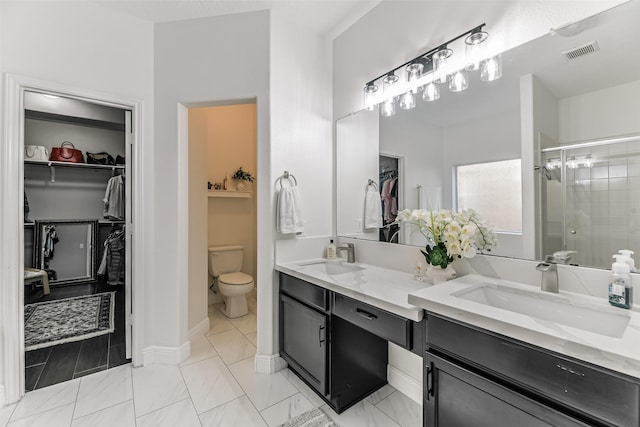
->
[1, 295, 422, 427]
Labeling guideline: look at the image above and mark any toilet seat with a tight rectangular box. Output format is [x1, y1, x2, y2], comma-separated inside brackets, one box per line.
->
[219, 272, 253, 285]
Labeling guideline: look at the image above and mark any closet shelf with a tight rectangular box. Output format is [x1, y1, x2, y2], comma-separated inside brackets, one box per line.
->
[208, 190, 251, 199]
[25, 160, 124, 171]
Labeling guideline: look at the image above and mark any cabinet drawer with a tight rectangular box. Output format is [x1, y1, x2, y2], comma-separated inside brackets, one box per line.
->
[333, 294, 410, 348]
[428, 314, 640, 427]
[280, 273, 329, 311]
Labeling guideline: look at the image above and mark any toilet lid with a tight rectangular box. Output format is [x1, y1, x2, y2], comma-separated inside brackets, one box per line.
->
[219, 272, 253, 285]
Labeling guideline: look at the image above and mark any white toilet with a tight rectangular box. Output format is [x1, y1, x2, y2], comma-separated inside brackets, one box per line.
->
[208, 245, 254, 318]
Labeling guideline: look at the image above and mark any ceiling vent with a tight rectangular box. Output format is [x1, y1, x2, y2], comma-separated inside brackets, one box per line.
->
[562, 40, 600, 60]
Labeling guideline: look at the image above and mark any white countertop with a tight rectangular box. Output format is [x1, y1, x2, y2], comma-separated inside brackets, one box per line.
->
[408, 274, 640, 379]
[275, 259, 429, 322]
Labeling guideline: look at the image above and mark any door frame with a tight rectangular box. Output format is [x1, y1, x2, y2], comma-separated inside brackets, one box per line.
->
[1, 73, 147, 404]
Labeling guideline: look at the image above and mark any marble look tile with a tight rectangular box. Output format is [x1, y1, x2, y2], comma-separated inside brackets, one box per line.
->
[376, 391, 422, 427]
[366, 384, 396, 405]
[200, 396, 266, 427]
[0, 404, 16, 427]
[260, 393, 313, 427]
[136, 399, 201, 427]
[321, 400, 401, 427]
[132, 364, 190, 416]
[229, 312, 257, 334]
[180, 356, 244, 414]
[228, 358, 297, 411]
[280, 369, 325, 408]
[74, 364, 133, 419]
[207, 329, 256, 365]
[71, 400, 135, 427]
[11, 378, 79, 421]
[244, 331, 258, 347]
[206, 310, 236, 336]
[7, 403, 74, 427]
[181, 335, 218, 367]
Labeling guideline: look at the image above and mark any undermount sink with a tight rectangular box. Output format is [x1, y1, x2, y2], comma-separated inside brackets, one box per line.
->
[455, 284, 630, 338]
[299, 260, 364, 276]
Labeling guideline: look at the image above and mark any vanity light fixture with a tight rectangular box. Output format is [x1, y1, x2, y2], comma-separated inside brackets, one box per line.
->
[362, 23, 502, 115]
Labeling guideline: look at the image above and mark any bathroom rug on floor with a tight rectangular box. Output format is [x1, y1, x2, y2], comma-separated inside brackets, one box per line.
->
[278, 408, 336, 427]
[24, 292, 115, 351]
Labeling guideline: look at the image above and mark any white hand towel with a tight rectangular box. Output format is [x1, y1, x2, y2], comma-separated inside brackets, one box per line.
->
[277, 184, 304, 234]
[364, 187, 383, 229]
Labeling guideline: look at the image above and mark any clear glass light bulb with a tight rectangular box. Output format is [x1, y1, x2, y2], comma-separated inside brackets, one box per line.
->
[400, 91, 416, 109]
[584, 155, 593, 168]
[406, 63, 424, 94]
[568, 157, 578, 169]
[449, 70, 469, 92]
[381, 99, 396, 117]
[363, 84, 378, 111]
[481, 55, 502, 82]
[423, 81, 440, 102]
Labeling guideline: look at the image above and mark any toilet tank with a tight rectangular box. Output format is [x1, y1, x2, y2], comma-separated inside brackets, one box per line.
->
[208, 245, 244, 277]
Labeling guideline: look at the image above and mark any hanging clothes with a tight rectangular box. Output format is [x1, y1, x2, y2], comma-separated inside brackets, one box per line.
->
[42, 225, 58, 258]
[98, 228, 126, 285]
[103, 175, 125, 220]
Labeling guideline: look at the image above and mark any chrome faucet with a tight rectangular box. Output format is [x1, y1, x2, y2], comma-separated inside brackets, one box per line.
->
[337, 243, 356, 263]
[536, 254, 559, 293]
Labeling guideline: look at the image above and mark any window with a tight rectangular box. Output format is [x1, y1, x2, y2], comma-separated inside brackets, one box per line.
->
[456, 159, 522, 233]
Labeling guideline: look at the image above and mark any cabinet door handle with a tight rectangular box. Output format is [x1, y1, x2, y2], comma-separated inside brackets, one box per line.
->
[318, 325, 325, 347]
[426, 362, 434, 400]
[356, 308, 377, 320]
[556, 363, 585, 377]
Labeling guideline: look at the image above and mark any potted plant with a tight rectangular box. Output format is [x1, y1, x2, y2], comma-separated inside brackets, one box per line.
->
[231, 167, 255, 191]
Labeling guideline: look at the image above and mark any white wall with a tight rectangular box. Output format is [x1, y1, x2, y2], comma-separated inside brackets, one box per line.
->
[0, 1, 154, 402]
[154, 12, 270, 354]
[559, 79, 640, 143]
[269, 13, 333, 368]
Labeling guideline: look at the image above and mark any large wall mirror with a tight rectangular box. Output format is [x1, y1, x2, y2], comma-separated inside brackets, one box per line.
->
[34, 219, 98, 286]
[336, 1, 640, 270]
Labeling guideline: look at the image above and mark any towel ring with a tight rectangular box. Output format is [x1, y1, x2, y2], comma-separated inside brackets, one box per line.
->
[367, 179, 378, 191]
[277, 171, 297, 188]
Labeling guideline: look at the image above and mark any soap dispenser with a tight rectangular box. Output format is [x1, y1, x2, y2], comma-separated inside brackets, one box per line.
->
[618, 250, 637, 272]
[327, 239, 337, 260]
[609, 256, 633, 309]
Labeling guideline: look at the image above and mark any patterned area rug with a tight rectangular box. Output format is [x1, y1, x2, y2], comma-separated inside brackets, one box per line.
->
[278, 408, 336, 427]
[24, 292, 115, 351]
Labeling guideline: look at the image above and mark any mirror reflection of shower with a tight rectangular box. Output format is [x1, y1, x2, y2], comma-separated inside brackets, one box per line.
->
[540, 133, 640, 268]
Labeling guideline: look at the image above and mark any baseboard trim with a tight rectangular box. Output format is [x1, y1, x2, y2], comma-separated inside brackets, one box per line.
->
[387, 365, 422, 404]
[143, 341, 190, 365]
[188, 317, 210, 340]
[255, 353, 287, 374]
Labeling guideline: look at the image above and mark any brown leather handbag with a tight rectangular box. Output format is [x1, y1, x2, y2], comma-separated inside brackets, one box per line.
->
[49, 141, 84, 163]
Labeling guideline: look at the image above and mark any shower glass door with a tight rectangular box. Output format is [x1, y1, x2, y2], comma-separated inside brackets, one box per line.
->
[541, 136, 640, 269]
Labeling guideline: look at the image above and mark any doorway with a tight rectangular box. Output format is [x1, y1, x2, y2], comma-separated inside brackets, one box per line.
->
[1, 75, 145, 403]
[187, 102, 258, 347]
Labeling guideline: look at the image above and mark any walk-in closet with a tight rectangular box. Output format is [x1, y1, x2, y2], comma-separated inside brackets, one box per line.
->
[22, 91, 132, 390]
[379, 155, 399, 243]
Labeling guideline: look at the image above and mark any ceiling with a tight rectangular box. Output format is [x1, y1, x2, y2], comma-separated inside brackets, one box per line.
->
[94, 0, 381, 39]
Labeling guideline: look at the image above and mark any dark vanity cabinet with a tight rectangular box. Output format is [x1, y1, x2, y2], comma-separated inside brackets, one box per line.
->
[424, 314, 640, 427]
[279, 273, 395, 413]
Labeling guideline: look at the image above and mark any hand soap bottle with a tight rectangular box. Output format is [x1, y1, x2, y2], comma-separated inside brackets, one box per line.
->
[618, 249, 637, 272]
[326, 239, 337, 260]
[609, 256, 633, 309]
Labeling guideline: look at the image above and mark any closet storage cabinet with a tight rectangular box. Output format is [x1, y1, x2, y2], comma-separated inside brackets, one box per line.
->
[279, 273, 388, 413]
[23, 91, 129, 288]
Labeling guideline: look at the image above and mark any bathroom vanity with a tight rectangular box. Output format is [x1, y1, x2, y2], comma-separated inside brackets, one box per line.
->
[276, 260, 427, 413]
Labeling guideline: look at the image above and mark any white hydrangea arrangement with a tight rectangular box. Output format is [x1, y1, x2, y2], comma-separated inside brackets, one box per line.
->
[394, 209, 497, 269]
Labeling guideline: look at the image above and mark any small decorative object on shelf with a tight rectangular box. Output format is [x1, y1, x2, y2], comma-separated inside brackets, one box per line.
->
[394, 209, 497, 284]
[231, 166, 255, 191]
[208, 181, 213, 190]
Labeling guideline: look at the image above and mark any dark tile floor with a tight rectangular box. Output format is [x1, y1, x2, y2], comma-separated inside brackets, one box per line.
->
[24, 279, 129, 391]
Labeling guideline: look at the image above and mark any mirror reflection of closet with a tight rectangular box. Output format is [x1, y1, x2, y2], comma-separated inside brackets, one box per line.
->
[379, 155, 399, 243]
